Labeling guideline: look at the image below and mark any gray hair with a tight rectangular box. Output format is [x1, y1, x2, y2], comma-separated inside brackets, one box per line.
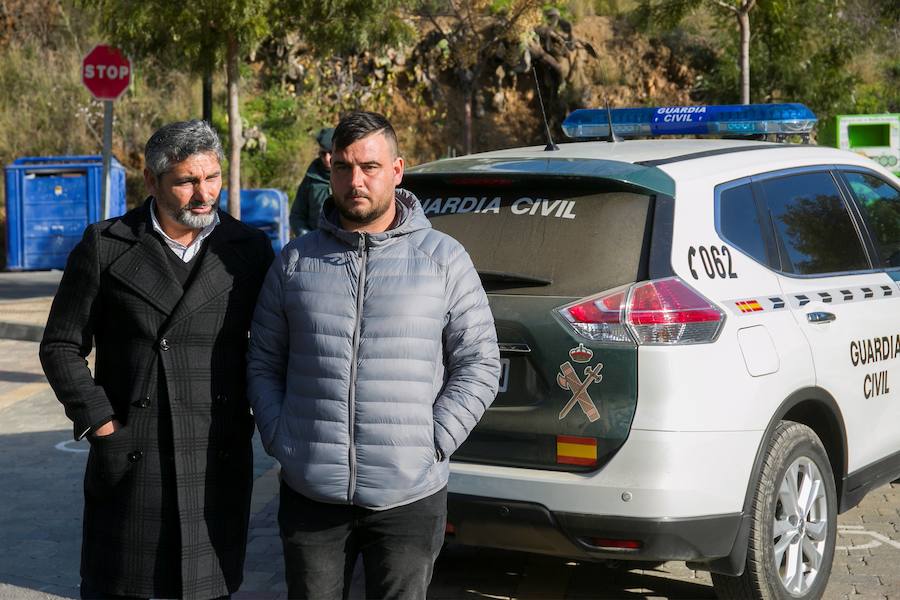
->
[144, 120, 223, 178]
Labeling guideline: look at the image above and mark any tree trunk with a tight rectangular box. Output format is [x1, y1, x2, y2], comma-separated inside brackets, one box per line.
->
[226, 33, 241, 220]
[202, 67, 213, 125]
[738, 9, 751, 104]
[464, 92, 473, 155]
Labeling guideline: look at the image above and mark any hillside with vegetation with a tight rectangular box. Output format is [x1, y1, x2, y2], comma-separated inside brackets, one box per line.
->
[0, 0, 897, 257]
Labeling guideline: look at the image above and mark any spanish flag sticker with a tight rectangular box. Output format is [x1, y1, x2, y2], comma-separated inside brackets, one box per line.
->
[557, 435, 598, 466]
[735, 300, 763, 313]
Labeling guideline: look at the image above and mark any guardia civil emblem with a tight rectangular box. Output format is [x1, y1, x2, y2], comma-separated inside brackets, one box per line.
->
[557, 344, 603, 422]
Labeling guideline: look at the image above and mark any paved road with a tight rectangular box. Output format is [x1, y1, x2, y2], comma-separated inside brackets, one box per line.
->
[0, 271, 62, 342]
[0, 271, 61, 301]
[0, 336, 899, 599]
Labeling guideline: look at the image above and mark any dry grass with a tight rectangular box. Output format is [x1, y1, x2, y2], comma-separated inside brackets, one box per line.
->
[0, 39, 200, 208]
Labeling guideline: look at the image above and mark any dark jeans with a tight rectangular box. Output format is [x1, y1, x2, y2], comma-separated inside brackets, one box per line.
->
[278, 480, 447, 600]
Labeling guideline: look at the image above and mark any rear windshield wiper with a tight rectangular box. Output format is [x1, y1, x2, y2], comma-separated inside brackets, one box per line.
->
[477, 270, 552, 287]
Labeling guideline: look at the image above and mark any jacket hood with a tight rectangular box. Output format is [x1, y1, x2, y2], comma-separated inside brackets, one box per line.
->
[305, 158, 331, 185]
[318, 188, 432, 247]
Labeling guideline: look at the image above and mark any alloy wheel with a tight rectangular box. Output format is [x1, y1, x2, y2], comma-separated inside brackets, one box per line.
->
[773, 456, 829, 595]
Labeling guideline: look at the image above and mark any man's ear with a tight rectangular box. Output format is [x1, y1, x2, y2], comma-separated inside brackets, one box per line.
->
[143, 168, 158, 196]
[393, 156, 404, 186]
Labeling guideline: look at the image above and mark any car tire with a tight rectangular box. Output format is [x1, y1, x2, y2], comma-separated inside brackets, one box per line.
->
[711, 421, 836, 600]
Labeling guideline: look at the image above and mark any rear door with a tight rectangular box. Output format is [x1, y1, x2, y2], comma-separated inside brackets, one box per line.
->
[756, 167, 900, 472]
[403, 175, 656, 472]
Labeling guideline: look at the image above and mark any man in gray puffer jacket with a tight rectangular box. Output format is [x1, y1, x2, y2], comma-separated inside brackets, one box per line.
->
[247, 111, 500, 600]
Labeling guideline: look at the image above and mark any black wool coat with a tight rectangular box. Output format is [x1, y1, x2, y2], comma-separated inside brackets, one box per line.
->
[40, 199, 273, 599]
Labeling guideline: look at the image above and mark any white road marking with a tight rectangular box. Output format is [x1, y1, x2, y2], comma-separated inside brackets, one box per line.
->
[836, 526, 900, 551]
[55, 438, 88, 453]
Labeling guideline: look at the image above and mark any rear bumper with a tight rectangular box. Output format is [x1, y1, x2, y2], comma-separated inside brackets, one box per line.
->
[449, 429, 762, 518]
[447, 493, 742, 563]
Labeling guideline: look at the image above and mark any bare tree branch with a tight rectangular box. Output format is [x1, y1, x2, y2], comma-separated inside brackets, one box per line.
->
[461, 0, 484, 50]
[421, 3, 447, 37]
[711, 0, 739, 15]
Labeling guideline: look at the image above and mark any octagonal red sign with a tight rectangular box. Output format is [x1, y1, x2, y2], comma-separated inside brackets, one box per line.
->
[82, 45, 131, 100]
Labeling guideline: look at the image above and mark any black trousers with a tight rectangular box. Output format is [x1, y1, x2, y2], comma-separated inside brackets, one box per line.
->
[80, 580, 230, 600]
[278, 481, 447, 600]
[80, 581, 143, 599]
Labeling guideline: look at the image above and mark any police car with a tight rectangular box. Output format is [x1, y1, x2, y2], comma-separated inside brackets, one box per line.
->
[403, 104, 900, 600]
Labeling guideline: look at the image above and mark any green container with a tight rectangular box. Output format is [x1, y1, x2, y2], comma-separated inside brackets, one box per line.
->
[819, 113, 900, 175]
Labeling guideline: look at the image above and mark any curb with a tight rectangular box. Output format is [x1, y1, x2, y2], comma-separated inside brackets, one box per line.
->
[0, 321, 44, 342]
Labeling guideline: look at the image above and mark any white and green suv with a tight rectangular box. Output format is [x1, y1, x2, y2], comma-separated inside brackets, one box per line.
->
[403, 104, 900, 600]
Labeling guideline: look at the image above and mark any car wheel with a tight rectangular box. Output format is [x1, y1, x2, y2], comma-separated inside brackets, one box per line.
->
[711, 421, 836, 600]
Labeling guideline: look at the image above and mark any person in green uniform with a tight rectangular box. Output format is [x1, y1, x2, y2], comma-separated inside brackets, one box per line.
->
[289, 127, 334, 237]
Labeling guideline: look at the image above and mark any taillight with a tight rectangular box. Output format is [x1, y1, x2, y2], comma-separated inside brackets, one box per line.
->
[556, 277, 724, 345]
[558, 284, 631, 343]
[626, 277, 725, 344]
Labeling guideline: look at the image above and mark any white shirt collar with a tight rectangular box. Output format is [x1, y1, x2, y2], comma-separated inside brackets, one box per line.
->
[150, 199, 220, 262]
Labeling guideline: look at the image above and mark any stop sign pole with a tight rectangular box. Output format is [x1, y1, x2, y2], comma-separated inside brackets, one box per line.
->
[100, 101, 114, 220]
[82, 45, 131, 220]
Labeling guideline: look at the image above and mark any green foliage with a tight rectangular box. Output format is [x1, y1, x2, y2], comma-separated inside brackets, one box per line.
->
[2, 0, 896, 224]
[274, 0, 416, 55]
[85, 0, 277, 74]
[632, 0, 900, 120]
[239, 86, 310, 192]
[592, 0, 636, 16]
[87, 0, 414, 207]
[746, 0, 854, 114]
[841, 0, 900, 114]
[632, 0, 698, 31]
[851, 57, 900, 114]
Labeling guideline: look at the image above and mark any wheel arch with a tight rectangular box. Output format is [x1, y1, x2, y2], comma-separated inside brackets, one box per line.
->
[779, 389, 847, 499]
[706, 386, 846, 576]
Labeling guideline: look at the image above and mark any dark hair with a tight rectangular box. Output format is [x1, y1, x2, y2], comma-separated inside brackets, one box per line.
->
[145, 120, 222, 178]
[333, 111, 399, 157]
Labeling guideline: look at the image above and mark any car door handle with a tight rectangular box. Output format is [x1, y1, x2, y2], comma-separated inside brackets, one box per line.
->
[807, 311, 836, 324]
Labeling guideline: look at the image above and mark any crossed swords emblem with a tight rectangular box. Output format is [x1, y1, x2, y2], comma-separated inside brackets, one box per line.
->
[557, 361, 603, 422]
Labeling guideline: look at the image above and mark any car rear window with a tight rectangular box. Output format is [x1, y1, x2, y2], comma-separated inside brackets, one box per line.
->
[757, 171, 869, 275]
[404, 180, 651, 296]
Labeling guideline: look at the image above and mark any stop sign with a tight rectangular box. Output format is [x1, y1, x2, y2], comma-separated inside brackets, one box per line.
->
[82, 45, 131, 100]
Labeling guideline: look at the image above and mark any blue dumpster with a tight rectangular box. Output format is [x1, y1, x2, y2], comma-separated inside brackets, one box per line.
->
[5, 155, 126, 270]
[219, 188, 289, 251]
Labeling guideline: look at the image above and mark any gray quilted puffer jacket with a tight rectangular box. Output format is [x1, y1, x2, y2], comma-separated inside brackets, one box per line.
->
[247, 189, 500, 509]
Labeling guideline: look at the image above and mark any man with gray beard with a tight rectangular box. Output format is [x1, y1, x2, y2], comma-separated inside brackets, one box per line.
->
[40, 120, 273, 599]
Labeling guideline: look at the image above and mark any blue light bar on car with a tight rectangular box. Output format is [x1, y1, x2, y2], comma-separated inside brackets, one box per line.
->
[562, 103, 817, 139]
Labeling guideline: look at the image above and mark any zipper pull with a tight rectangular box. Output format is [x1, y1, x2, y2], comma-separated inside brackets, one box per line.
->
[357, 234, 365, 257]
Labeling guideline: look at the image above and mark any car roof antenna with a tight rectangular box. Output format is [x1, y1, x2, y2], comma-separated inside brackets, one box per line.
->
[532, 66, 559, 151]
[605, 98, 621, 143]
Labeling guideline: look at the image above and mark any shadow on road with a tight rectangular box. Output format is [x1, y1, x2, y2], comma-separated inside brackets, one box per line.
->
[0, 388, 719, 600]
[0, 428, 84, 599]
[0, 370, 47, 384]
[0, 427, 718, 600]
[430, 544, 716, 599]
[0, 271, 61, 301]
